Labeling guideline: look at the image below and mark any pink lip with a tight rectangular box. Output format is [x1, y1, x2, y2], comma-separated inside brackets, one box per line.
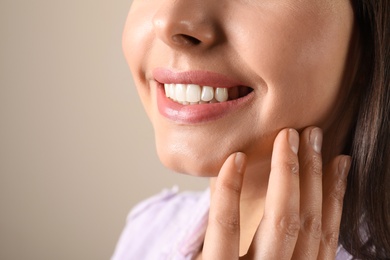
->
[153, 68, 254, 124]
[153, 68, 245, 88]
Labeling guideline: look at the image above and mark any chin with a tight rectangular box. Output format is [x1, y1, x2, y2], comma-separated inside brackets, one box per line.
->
[156, 144, 225, 177]
[153, 131, 275, 178]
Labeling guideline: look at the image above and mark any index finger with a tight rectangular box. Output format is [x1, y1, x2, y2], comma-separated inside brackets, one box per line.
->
[202, 152, 247, 260]
[249, 128, 301, 259]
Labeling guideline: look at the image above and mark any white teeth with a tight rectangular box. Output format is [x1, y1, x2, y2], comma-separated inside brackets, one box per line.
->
[201, 86, 214, 102]
[186, 84, 201, 102]
[164, 84, 170, 97]
[169, 84, 175, 99]
[215, 88, 228, 102]
[164, 83, 230, 105]
[175, 84, 187, 102]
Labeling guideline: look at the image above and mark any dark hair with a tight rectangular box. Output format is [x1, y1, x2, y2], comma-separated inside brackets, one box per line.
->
[340, 0, 390, 258]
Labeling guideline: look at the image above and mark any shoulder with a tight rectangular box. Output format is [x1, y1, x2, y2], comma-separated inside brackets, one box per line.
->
[128, 186, 207, 222]
[112, 187, 210, 260]
[336, 244, 354, 260]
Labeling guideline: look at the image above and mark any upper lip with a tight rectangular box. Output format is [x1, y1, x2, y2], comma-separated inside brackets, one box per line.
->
[152, 68, 249, 88]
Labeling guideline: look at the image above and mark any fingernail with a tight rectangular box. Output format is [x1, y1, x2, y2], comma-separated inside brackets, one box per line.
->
[338, 156, 352, 179]
[288, 129, 299, 155]
[309, 128, 323, 154]
[235, 152, 246, 174]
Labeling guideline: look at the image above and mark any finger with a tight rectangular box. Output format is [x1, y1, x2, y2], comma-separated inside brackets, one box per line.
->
[203, 152, 247, 260]
[249, 129, 300, 259]
[318, 155, 351, 259]
[292, 127, 323, 259]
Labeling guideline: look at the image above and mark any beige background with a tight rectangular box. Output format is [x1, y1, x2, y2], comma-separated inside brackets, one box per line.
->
[0, 0, 208, 259]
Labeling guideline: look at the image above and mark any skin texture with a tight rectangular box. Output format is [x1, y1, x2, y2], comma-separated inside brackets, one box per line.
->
[122, 0, 355, 258]
[202, 128, 351, 259]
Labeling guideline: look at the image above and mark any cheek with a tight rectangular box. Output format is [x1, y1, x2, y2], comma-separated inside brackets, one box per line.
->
[122, 14, 154, 119]
[233, 7, 353, 129]
[123, 9, 150, 70]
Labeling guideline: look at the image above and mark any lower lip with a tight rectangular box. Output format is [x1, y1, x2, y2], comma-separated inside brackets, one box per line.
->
[156, 84, 254, 124]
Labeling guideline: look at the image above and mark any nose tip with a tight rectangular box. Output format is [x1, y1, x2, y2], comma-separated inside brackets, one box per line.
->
[152, 3, 221, 49]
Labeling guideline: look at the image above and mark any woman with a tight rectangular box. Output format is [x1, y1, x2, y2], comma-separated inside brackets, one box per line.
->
[113, 0, 390, 259]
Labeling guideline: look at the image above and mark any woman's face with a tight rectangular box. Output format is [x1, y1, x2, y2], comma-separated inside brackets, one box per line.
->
[123, 0, 355, 176]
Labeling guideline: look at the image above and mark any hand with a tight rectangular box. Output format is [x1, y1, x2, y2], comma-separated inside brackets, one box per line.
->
[201, 127, 351, 259]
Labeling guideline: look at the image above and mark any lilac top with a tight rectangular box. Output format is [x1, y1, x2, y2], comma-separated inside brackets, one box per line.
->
[112, 187, 353, 260]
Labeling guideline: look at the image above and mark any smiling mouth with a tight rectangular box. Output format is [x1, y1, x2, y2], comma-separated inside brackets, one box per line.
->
[164, 83, 253, 105]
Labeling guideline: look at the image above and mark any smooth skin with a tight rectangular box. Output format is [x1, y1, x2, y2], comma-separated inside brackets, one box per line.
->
[123, 0, 355, 177]
[200, 128, 351, 259]
[123, 0, 354, 258]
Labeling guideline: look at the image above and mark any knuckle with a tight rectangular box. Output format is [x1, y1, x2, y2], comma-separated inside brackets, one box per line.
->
[329, 178, 347, 203]
[322, 230, 339, 249]
[211, 214, 240, 235]
[272, 157, 299, 175]
[287, 159, 300, 175]
[302, 213, 322, 239]
[302, 154, 322, 175]
[275, 213, 301, 238]
[217, 177, 241, 196]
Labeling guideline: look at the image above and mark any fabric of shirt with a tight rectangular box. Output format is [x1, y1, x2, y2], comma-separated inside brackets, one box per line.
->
[111, 187, 353, 260]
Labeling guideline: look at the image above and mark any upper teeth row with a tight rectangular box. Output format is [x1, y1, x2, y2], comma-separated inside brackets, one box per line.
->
[164, 83, 228, 104]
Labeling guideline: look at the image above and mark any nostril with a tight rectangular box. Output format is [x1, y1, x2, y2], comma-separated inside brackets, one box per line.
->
[172, 34, 201, 46]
